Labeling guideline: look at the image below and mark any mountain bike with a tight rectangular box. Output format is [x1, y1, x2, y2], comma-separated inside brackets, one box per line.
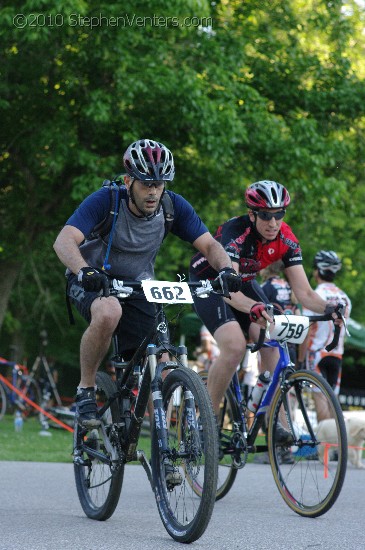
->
[0, 358, 42, 419]
[193, 302, 348, 518]
[72, 279, 218, 543]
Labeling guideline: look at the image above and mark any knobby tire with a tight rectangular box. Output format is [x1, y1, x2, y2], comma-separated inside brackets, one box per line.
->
[74, 371, 124, 520]
[151, 367, 218, 543]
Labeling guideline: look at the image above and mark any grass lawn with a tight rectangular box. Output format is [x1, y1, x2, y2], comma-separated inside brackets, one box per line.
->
[0, 414, 151, 463]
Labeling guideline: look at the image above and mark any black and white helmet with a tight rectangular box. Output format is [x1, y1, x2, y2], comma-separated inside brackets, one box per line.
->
[313, 250, 342, 275]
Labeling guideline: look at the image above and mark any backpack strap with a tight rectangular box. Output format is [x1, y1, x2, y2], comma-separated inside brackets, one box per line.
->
[161, 192, 174, 239]
[101, 182, 122, 271]
[89, 180, 122, 239]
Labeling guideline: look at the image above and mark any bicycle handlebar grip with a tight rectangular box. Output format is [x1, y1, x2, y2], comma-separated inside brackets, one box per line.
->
[325, 324, 341, 352]
[210, 278, 221, 291]
[210, 277, 229, 297]
[102, 279, 110, 298]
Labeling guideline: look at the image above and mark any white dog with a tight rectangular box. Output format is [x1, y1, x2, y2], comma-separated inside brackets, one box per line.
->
[316, 416, 365, 469]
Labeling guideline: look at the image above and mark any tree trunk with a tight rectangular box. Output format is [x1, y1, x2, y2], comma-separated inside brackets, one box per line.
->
[0, 260, 21, 332]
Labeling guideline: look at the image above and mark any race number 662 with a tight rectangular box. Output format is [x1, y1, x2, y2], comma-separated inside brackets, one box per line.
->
[142, 281, 194, 304]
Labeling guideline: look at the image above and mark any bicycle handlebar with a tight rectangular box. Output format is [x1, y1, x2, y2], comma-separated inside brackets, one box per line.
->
[104, 281, 346, 355]
[249, 303, 346, 354]
[104, 278, 216, 299]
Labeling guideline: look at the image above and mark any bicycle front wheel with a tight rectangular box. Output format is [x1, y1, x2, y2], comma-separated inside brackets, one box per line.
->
[74, 371, 124, 520]
[151, 367, 218, 543]
[268, 369, 347, 518]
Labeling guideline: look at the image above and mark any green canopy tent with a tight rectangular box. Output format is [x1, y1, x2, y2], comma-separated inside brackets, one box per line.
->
[346, 318, 365, 352]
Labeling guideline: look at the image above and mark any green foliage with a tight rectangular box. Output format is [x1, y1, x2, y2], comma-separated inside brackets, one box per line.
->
[1, 0, 365, 385]
[0, 414, 151, 462]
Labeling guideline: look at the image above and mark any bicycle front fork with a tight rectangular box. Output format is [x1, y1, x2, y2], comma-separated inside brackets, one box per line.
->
[148, 343, 195, 458]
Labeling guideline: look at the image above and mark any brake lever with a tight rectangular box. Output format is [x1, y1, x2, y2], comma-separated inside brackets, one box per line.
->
[250, 304, 274, 352]
[265, 304, 274, 339]
[333, 302, 350, 337]
[341, 313, 350, 337]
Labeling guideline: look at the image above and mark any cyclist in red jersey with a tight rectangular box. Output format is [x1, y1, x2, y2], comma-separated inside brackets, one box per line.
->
[189, 180, 342, 442]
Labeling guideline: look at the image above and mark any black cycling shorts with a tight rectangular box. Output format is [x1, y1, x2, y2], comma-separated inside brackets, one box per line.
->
[189, 276, 268, 337]
[67, 274, 156, 359]
[317, 356, 342, 390]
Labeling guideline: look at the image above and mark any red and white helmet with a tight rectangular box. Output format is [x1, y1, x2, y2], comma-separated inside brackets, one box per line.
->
[245, 180, 290, 209]
[123, 139, 175, 181]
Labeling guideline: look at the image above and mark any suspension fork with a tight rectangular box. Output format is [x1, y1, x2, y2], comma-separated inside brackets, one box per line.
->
[150, 342, 196, 457]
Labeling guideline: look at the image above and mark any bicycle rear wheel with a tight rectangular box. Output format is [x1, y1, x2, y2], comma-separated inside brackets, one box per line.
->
[268, 369, 347, 517]
[194, 371, 240, 501]
[151, 367, 218, 543]
[215, 385, 241, 499]
[74, 371, 124, 520]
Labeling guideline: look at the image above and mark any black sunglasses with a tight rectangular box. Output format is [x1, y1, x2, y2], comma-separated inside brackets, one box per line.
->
[139, 180, 165, 189]
[255, 210, 286, 221]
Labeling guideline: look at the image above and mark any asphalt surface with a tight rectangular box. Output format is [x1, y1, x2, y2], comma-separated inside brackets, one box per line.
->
[1, 460, 364, 550]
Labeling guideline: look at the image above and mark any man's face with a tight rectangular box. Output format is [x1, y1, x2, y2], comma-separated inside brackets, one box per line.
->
[124, 176, 165, 216]
[248, 208, 286, 242]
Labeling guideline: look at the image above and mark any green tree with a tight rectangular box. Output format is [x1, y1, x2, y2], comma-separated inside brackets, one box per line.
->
[1, 0, 364, 378]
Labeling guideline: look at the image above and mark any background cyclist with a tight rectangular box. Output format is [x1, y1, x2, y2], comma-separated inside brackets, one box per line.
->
[298, 250, 351, 421]
[189, 180, 343, 443]
[53, 139, 241, 428]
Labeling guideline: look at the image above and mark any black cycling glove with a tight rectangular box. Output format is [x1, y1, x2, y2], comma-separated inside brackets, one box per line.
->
[324, 301, 345, 319]
[78, 267, 110, 297]
[215, 267, 242, 297]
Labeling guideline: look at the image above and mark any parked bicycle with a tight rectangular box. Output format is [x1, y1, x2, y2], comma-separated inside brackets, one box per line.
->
[0, 358, 41, 419]
[72, 278, 218, 543]
[192, 300, 348, 518]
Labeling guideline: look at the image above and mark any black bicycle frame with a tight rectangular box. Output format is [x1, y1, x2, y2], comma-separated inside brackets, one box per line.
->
[96, 301, 192, 463]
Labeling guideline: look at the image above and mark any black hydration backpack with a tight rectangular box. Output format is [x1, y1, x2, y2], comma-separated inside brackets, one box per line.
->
[89, 179, 175, 241]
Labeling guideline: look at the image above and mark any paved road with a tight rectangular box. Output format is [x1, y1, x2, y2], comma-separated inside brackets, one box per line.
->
[1, 460, 364, 550]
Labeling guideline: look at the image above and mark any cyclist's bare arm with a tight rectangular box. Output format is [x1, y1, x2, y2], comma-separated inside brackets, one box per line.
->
[285, 265, 328, 313]
[286, 265, 346, 327]
[192, 232, 235, 272]
[218, 260, 273, 326]
[53, 225, 88, 274]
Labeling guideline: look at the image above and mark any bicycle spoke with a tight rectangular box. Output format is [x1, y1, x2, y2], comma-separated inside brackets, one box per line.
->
[151, 367, 218, 543]
[268, 370, 347, 517]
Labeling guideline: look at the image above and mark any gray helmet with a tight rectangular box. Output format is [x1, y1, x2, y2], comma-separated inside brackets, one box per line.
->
[123, 139, 175, 181]
[313, 250, 342, 275]
[245, 180, 290, 209]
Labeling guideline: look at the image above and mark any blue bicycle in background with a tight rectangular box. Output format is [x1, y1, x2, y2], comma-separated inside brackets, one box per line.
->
[193, 300, 347, 518]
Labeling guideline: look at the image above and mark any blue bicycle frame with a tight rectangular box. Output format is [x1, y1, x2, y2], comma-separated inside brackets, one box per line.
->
[226, 340, 293, 454]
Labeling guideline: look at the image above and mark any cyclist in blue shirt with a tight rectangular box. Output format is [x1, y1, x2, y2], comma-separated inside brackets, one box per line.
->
[53, 139, 241, 428]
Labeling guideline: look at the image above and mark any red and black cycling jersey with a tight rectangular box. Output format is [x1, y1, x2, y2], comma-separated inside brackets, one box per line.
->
[190, 215, 303, 282]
